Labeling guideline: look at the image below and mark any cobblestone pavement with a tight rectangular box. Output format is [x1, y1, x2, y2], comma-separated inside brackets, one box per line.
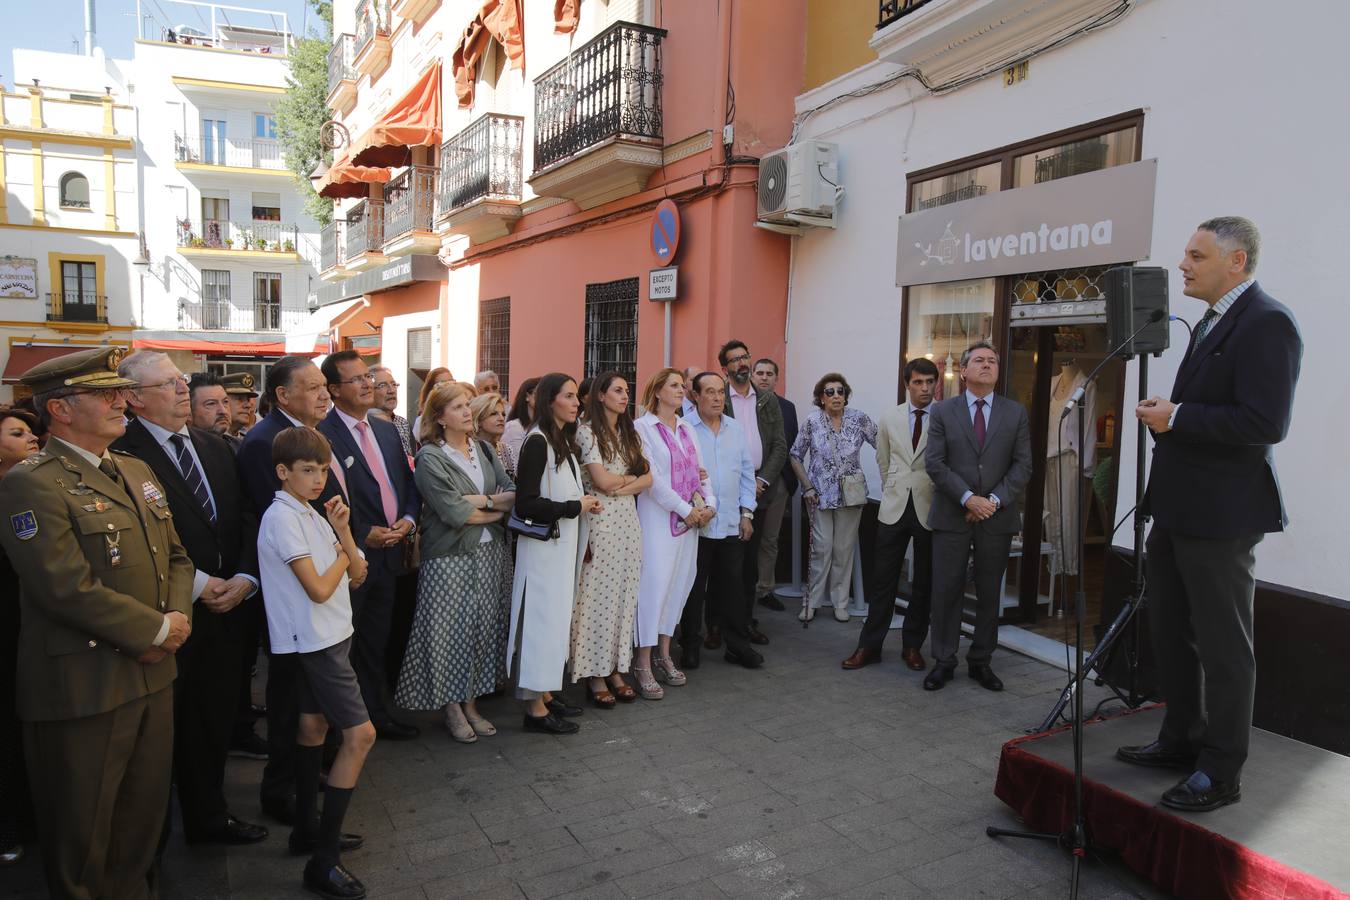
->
[6, 610, 1169, 899]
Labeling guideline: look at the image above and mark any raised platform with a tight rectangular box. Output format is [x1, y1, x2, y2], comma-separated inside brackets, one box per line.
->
[994, 705, 1349, 899]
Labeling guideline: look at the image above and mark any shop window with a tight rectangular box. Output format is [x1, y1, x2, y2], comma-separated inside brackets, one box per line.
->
[905, 277, 996, 401]
[1013, 126, 1138, 188]
[478, 296, 511, 395]
[583, 278, 639, 400]
[59, 172, 91, 209]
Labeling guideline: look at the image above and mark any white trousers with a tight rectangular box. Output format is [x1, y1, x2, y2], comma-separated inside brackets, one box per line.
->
[806, 505, 862, 611]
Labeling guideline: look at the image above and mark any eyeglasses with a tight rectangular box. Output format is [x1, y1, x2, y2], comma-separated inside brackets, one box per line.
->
[822, 387, 847, 398]
[139, 376, 189, 391]
[724, 353, 751, 365]
[71, 387, 127, 404]
[374, 381, 400, 390]
[336, 373, 375, 386]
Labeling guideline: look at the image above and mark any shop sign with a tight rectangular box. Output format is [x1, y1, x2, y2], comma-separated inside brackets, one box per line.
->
[0, 257, 38, 299]
[649, 266, 678, 301]
[896, 159, 1157, 287]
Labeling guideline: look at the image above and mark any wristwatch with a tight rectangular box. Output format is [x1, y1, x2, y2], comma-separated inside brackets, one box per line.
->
[485, 496, 494, 511]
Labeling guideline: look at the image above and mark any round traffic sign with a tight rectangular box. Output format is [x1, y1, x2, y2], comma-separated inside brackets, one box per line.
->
[650, 199, 681, 263]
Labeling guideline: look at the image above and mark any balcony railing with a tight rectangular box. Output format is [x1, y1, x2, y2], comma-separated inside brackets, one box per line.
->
[355, 0, 391, 57]
[328, 34, 356, 93]
[182, 300, 306, 332]
[385, 165, 438, 240]
[321, 220, 346, 271]
[878, 0, 937, 28]
[177, 218, 301, 254]
[176, 133, 286, 171]
[532, 22, 666, 173]
[439, 113, 524, 215]
[346, 200, 386, 258]
[46, 291, 107, 323]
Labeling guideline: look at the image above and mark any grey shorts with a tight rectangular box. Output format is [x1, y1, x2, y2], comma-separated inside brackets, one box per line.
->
[297, 637, 369, 731]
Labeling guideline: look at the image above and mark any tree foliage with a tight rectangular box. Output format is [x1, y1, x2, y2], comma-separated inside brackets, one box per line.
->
[276, 2, 334, 226]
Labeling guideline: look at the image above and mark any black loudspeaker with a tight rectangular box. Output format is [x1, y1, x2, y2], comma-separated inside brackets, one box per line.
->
[1104, 266, 1170, 356]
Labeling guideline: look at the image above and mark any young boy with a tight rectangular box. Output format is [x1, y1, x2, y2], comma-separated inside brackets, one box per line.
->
[258, 427, 374, 900]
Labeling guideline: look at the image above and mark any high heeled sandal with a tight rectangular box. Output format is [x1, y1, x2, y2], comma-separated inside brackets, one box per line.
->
[609, 674, 637, 703]
[444, 707, 477, 743]
[652, 656, 687, 686]
[588, 684, 617, 709]
[632, 666, 664, 700]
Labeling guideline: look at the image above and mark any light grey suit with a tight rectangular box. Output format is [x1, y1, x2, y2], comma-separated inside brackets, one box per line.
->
[924, 391, 1032, 669]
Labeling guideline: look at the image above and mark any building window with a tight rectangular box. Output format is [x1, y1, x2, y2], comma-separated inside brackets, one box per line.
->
[252, 191, 281, 222]
[478, 297, 510, 395]
[202, 119, 227, 164]
[583, 277, 639, 396]
[201, 269, 231, 329]
[58, 260, 99, 321]
[1013, 126, 1138, 188]
[202, 197, 230, 246]
[407, 326, 433, 419]
[59, 172, 90, 209]
[253, 272, 282, 331]
[254, 113, 277, 140]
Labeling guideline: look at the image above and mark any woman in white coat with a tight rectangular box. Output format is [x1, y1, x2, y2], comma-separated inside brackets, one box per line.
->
[507, 373, 603, 734]
[633, 368, 714, 699]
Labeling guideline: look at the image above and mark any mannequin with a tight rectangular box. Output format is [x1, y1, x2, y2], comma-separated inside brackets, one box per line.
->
[1045, 360, 1094, 577]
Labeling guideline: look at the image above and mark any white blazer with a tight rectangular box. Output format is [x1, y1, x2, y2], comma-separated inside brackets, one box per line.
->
[876, 403, 934, 527]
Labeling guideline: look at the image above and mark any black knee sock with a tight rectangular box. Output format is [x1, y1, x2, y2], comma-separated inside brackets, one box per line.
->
[315, 785, 354, 868]
[293, 744, 323, 840]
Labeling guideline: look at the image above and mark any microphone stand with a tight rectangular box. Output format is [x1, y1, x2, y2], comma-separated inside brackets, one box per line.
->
[987, 310, 1163, 898]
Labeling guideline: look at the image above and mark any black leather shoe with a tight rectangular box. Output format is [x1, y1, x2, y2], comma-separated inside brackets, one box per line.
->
[187, 814, 269, 845]
[523, 712, 580, 735]
[923, 667, 954, 691]
[229, 729, 270, 760]
[545, 697, 584, 718]
[289, 831, 365, 856]
[303, 859, 367, 899]
[374, 720, 420, 741]
[968, 665, 1003, 691]
[1115, 741, 1198, 771]
[747, 626, 770, 645]
[680, 642, 701, 670]
[758, 594, 786, 611]
[723, 644, 763, 669]
[262, 795, 297, 827]
[1160, 773, 1241, 812]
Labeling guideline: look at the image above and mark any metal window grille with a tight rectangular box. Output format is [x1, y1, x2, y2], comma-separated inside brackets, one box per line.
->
[478, 297, 511, 396]
[407, 326, 433, 417]
[584, 278, 639, 395]
[253, 272, 282, 331]
[438, 113, 524, 215]
[1034, 138, 1110, 184]
[201, 269, 231, 329]
[878, 0, 936, 29]
[916, 181, 987, 211]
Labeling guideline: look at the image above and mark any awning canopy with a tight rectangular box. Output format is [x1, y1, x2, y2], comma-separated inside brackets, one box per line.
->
[554, 0, 579, 33]
[3, 345, 89, 384]
[349, 63, 443, 168]
[285, 297, 368, 355]
[316, 159, 392, 200]
[132, 337, 324, 357]
[453, 0, 524, 108]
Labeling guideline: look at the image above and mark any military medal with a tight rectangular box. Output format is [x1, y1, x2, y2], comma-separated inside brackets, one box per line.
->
[105, 531, 122, 568]
[142, 481, 163, 503]
[67, 481, 94, 496]
[82, 499, 111, 513]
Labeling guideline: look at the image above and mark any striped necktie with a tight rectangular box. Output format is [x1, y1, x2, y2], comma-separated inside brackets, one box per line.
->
[168, 433, 216, 524]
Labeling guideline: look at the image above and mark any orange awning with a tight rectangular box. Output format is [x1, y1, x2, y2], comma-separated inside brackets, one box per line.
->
[554, 0, 579, 33]
[132, 337, 325, 357]
[453, 0, 524, 108]
[316, 160, 392, 199]
[3, 345, 88, 384]
[349, 64, 443, 168]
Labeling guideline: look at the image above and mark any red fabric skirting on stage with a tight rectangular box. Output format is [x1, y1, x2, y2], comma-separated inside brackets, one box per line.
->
[995, 707, 1346, 900]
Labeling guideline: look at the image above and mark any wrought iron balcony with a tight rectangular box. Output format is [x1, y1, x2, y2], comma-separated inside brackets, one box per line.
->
[181, 300, 306, 332]
[532, 22, 666, 174]
[46, 291, 107, 324]
[385, 165, 438, 240]
[176, 218, 301, 254]
[878, 0, 937, 28]
[175, 133, 286, 171]
[328, 33, 357, 109]
[321, 220, 347, 272]
[439, 113, 524, 215]
[346, 199, 386, 259]
[355, 0, 391, 59]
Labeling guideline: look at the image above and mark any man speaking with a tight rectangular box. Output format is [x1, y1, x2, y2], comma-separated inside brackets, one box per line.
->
[1118, 217, 1302, 812]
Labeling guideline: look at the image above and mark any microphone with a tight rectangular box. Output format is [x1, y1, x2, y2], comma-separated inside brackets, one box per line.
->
[1060, 308, 1165, 419]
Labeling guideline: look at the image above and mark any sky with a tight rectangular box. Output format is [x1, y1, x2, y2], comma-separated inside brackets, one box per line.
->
[1, 0, 318, 87]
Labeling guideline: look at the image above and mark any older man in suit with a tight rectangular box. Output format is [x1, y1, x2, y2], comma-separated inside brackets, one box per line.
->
[843, 357, 939, 672]
[923, 342, 1031, 692]
[318, 350, 421, 741]
[1117, 217, 1302, 813]
[0, 347, 194, 899]
[115, 352, 267, 846]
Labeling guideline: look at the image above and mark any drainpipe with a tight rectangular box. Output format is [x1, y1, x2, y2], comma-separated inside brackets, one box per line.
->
[85, 0, 97, 56]
[711, 0, 734, 168]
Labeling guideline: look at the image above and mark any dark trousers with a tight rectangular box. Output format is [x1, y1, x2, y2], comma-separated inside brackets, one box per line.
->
[173, 605, 243, 836]
[740, 498, 769, 619]
[1146, 525, 1262, 782]
[233, 594, 264, 736]
[350, 565, 397, 725]
[857, 497, 932, 654]
[25, 687, 174, 900]
[929, 525, 1013, 670]
[260, 650, 299, 809]
[683, 536, 753, 650]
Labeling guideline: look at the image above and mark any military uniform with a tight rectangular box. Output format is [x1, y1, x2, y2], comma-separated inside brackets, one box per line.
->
[221, 372, 258, 451]
[0, 347, 194, 900]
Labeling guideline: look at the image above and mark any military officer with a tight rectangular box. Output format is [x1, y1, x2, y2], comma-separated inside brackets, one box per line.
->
[0, 346, 195, 900]
[221, 372, 259, 446]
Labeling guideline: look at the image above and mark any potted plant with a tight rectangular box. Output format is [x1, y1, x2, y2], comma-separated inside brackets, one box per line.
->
[283, 239, 295, 253]
[256, 239, 269, 252]
[223, 238, 234, 249]
[240, 232, 253, 250]
[190, 237, 207, 248]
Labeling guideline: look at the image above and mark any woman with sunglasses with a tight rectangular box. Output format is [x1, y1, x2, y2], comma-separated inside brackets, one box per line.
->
[789, 373, 877, 623]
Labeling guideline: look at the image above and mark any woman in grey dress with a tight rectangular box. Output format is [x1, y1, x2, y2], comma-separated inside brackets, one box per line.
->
[395, 382, 516, 743]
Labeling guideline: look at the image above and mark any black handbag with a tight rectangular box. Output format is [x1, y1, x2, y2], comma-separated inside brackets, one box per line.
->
[507, 508, 559, 541]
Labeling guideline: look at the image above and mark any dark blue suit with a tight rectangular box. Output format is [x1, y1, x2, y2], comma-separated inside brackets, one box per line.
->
[778, 394, 799, 495]
[317, 409, 419, 725]
[1143, 281, 1301, 782]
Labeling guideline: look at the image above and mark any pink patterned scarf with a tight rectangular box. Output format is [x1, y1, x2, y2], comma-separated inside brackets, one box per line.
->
[655, 420, 700, 536]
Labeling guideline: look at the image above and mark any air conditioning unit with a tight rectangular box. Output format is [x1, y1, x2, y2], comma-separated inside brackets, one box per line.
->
[755, 141, 840, 232]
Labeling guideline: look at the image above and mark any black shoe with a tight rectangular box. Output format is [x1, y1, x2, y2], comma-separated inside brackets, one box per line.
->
[1160, 772, 1241, 812]
[747, 626, 770, 645]
[302, 859, 367, 899]
[261, 795, 297, 827]
[1115, 741, 1198, 771]
[758, 594, 786, 611]
[289, 831, 365, 856]
[680, 644, 701, 670]
[545, 697, 584, 718]
[923, 666, 954, 691]
[373, 720, 420, 741]
[229, 730, 270, 760]
[186, 814, 269, 846]
[723, 644, 763, 669]
[967, 665, 1003, 692]
[523, 712, 580, 735]
[0, 844, 23, 866]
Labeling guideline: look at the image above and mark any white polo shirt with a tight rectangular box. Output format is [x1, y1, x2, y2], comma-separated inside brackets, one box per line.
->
[257, 489, 354, 654]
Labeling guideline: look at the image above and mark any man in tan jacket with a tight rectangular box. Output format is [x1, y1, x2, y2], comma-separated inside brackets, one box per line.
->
[842, 358, 939, 672]
[0, 347, 194, 899]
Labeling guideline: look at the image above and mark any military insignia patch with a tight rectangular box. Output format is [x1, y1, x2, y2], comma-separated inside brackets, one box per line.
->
[10, 510, 37, 541]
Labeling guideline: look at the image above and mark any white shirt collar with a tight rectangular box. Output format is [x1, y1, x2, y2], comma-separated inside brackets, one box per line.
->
[277, 408, 304, 428]
[273, 489, 316, 516]
[139, 416, 190, 449]
[965, 390, 994, 409]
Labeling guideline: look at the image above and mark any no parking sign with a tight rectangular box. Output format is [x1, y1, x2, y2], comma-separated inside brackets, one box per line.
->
[650, 199, 681, 263]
